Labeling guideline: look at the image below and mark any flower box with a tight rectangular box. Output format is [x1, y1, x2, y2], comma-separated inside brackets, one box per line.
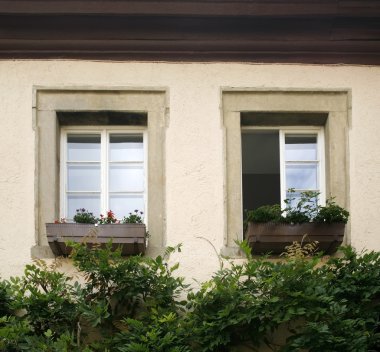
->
[46, 223, 146, 256]
[245, 222, 345, 255]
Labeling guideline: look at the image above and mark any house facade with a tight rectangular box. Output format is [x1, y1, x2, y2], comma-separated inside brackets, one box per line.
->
[0, 0, 379, 283]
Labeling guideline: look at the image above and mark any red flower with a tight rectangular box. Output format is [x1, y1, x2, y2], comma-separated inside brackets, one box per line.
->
[107, 210, 114, 218]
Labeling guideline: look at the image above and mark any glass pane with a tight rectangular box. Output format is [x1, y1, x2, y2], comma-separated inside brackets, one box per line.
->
[285, 191, 302, 209]
[286, 163, 318, 190]
[67, 134, 101, 161]
[67, 194, 100, 220]
[285, 134, 317, 161]
[109, 195, 145, 219]
[109, 164, 144, 192]
[109, 134, 144, 162]
[68, 164, 101, 191]
[285, 191, 318, 209]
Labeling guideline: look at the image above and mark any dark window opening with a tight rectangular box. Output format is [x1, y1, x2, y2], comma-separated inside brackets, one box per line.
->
[57, 111, 147, 126]
[241, 130, 281, 212]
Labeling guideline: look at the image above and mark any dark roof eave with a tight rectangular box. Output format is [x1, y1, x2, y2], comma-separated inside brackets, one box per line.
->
[0, 0, 379, 18]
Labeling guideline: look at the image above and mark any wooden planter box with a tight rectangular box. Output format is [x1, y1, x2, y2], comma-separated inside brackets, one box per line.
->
[245, 222, 345, 255]
[46, 223, 146, 256]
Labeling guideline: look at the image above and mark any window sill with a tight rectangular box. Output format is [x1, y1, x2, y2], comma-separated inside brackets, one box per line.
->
[245, 222, 345, 255]
[220, 246, 247, 259]
[46, 223, 146, 256]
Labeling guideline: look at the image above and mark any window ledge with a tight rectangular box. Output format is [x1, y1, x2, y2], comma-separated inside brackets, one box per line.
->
[46, 223, 146, 256]
[246, 222, 345, 255]
[31, 245, 56, 259]
[220, 246, 247, 259]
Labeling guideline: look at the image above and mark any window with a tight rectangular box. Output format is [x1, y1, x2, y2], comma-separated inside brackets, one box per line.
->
[61, 128, 147, 221]
[222, 90, 349, 255]
[241, 127, 325, 211]
[34, 89, 167, 258]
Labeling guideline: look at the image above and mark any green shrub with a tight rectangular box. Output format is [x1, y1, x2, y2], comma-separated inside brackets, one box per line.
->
[185, 244, 380, 351]
[115, 312, 190, 352]
[7, 259, 80, 339]
[0, 280, 12, 317]
[1, 241, 380, 351]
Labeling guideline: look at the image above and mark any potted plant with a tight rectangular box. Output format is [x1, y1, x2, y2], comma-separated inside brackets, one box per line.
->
[245, 190, 349, 255]
[46, 209, 146, 256]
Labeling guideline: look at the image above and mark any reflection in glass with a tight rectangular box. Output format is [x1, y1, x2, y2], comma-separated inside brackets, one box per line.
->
[68, 164, 101, 191]
[285, 191, 318, 209]
[285, 134, 317, 161]
[109, 134, 143, 162]
[109, 165, 144, 192]
[67, 134, 101, 161]
[109, 195, 144, 219]
[68, 194, 100, 220]
[286, 164, 318, 190]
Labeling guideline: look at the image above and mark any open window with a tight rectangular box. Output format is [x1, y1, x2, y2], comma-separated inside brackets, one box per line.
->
[241, 128, 325, 212]
[222, 90, 349, 256]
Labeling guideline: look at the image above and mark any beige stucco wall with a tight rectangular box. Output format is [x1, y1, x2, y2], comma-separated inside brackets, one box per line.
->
[0, 61, 379, 281]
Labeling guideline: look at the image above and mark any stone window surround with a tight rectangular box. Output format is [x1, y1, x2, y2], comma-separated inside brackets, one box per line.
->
[32, 87, 168, 258]
[221, 89, 351, 257]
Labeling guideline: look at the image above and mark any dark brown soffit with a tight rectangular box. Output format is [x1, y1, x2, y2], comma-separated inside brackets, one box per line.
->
[1, 0, 380, 17]
[0, 1, 379, 64]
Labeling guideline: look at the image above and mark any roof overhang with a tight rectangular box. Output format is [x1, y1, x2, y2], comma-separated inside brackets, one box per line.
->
[0, 0, 379, 64]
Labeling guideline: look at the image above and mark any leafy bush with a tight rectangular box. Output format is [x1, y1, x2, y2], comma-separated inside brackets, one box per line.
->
[1, 241, 380, 351]
[0, 280, 12, 317]
[69, 242, 185, 328]
[115, 312, 190, 352]
[185, 244, 380, 352]
[0, 242, 185, 351]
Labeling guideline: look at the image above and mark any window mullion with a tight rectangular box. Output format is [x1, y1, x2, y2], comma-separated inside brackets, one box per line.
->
[60, 130, 67, 219]
[318, 129, 326, 206]
[143, 131, 148, 223]
[102, 130, 108, 215]
[279, 130, 286, 208]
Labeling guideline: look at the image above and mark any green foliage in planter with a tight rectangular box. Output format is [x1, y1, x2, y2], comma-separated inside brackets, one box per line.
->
[246, 204, 282, 223]
[314, 197, 350, 223]
[246, 190, 349, 224]
[282, 190, 319, 224]
[122, 210, 144, 224]
[73, 208, 97, 224]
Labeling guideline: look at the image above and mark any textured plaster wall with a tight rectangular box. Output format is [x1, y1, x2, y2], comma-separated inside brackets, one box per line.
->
[0, 61, 379, 281]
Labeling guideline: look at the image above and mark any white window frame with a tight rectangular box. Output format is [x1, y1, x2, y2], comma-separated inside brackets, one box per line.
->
[60, 126, 148, 221]
[241, 126, 325, 209]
